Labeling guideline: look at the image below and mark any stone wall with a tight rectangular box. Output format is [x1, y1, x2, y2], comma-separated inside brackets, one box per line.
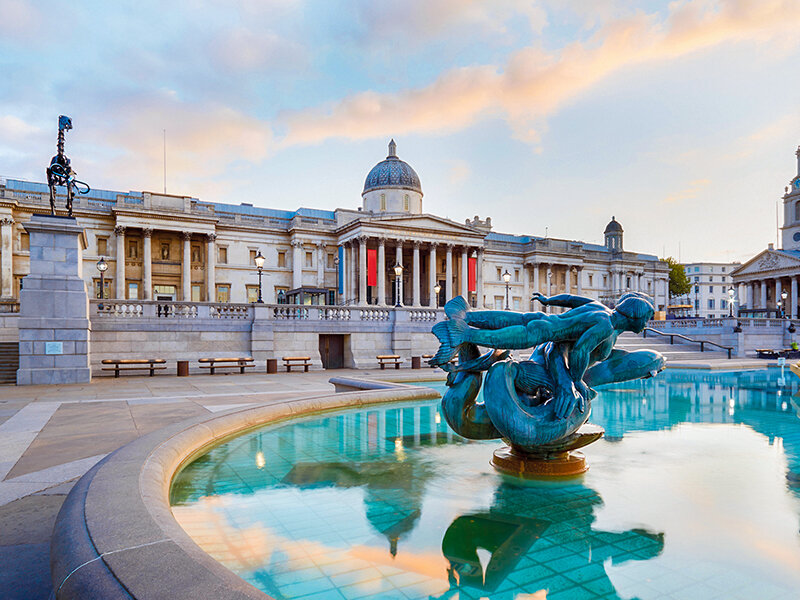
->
[0, 313, 18, 342]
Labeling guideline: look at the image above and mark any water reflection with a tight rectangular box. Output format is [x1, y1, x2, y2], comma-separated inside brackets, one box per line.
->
[171, 369, 800, 600]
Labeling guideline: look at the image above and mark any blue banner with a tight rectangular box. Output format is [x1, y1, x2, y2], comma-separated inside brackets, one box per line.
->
[338, 246, 344, 295]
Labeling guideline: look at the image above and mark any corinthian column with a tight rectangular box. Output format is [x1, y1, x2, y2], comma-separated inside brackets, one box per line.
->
[182, 231, 192, 301]
[377, 238, 386, 306]
[476, 248, 484, 308]
[292, 240, 303, 290]
[142, 228, 153, 300]
[0, 218, 14, 298]
[429, 244, 437, 307]
[412, 241, 421, 307]
[445, 244, 453, 301]
[206, 233, 216, 302]
[359, 236, 367, 305]
[460, 247, 468, 298]
[114, 226, 125, 299]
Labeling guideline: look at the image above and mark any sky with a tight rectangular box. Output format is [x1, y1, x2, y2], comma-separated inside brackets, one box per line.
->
[1, 0, 799, 263]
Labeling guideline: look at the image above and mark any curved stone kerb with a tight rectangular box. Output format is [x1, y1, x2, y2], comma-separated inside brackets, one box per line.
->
[50, 384, 440, 599]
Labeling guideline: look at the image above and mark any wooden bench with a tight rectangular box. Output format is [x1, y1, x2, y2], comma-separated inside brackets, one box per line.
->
[422, 354, 435, 368]
[283, 356, 312, 372]
[198, 357, 255, 374]
[755, 349, 779, 359]
[377, 355, 403, 369]
[101, 358, 166, 378]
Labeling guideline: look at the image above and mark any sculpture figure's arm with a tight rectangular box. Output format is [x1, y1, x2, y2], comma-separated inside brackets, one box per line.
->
[533, 292, 595, 309]
[566, 324, 611, 385]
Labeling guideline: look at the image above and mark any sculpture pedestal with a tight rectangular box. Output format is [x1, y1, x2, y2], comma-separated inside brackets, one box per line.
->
[16, 215, 90, 385]
[490, 423, 605, 479]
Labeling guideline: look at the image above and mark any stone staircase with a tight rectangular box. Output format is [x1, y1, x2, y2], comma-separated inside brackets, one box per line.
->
[616, 332, 730, 363]
[0, 342, 19, 384]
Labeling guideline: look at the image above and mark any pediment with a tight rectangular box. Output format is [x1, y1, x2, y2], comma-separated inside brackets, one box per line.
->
[733, 250, 800, 277]
[372, 214, 481, 235]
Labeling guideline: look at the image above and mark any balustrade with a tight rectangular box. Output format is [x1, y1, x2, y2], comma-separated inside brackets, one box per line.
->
[408, 309, 438, 322]
[359, 308, 390, 321]
[273, 306, 309, 320]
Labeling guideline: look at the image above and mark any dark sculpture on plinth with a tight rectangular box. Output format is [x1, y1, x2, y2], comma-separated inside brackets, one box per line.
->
[429, 292, 666, 477]
[46, 115, 90, 217]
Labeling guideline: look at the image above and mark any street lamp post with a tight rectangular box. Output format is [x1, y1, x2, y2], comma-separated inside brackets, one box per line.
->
[393, 263, 404, 307]
[781, 290, 788, 319]
[433, 283, 441, 309]
[254, 250, 265, 303]
[96, 257, 108, 301]
[502, 270, 511, 311]
[727, 287, 735, 318]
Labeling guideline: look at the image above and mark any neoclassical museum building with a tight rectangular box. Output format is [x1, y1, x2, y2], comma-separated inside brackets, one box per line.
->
[732, 145, 800, 318]
[0, 140, 669, 313]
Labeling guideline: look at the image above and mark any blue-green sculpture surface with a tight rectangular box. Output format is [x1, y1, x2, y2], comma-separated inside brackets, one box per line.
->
[430, 292, 666, 455]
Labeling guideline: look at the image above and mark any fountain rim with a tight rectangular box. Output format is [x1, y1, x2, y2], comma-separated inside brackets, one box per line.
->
[49, 376, 442, 600]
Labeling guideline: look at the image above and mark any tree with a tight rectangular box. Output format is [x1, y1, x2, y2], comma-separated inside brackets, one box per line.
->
[666, 257, 691, 297]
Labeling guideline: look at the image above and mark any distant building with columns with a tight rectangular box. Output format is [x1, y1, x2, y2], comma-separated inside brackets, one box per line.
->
[733, 145, 800, 318]
[0, 140, 669, 313]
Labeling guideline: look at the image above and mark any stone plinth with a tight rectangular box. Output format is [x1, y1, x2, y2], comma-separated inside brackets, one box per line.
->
[17, 215, 90, 385]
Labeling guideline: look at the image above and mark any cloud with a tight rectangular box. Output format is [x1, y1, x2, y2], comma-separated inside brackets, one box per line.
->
[79, 90, 274, 194]
[205, 27, 308, 73]
[447, 159, 471, 185]
[661, 178, 711, 204]
[279, 0, 800, 148]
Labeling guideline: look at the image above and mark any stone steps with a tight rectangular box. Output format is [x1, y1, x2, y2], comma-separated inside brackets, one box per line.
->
[0, 342, 19, 384]
[616, 332, 730, 361]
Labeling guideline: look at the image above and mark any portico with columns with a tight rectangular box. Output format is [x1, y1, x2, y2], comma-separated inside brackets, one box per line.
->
[732, 249, 800, 318]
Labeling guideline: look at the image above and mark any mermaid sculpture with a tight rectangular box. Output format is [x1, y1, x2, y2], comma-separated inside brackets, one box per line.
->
[429, 291, 666, 475]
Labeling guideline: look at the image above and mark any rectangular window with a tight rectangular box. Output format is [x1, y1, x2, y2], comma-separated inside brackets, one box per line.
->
[191, 285, 202, 302]
[708, 299, 715, 309]
[305, 251, 313, 268]
[218, 246, 227, 264]
[603, 275, 608, 287]
[275, 286, 289, 303]
[588, 274, 593, 286]
[709, 286, 713, 294]
[327, 253, 334, 269]
[513, 297, 520, 310]
[380, 194, 386, 211]
[496, 267, 502, 280]
[249, 249, 257, 264]
[97, 237, 107, 255]
[278, 251, 286, 268]
[403, 195, 409, 211]
[494, 296, 504, 309]
[216, 284, 230, 303]
[514, 269, 520, 282]
[721, 267, 726, 272]
[695, 285, 699, 293]
[127, 282, 138, 300]
[94, 278, 112, 299]
[246, 285, 259, 303]
[721, 299, 727, 309]
[626, 277, 631, 288]
[127, 240, 138, 258]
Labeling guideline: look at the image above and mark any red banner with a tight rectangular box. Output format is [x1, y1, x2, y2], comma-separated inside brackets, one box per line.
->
[468, 257, 477, 292]
[367, 248, 377, 286]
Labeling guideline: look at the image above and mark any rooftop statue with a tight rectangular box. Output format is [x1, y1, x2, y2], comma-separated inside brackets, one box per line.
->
[46, 115, 90, 217]
[429, 292, 666, 476]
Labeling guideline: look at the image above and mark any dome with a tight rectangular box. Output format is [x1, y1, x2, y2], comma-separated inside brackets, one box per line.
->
[604, 216, 623, 234]
[362, 140, 422, 196]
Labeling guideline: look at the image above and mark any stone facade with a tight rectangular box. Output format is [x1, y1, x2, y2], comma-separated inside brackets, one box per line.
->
[671, 261, 740, 319]
[0, 141, 669, 317]
[732, 146, 800, 318]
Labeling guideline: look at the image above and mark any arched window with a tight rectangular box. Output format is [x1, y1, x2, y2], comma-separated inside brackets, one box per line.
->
[404, 194, 410, 211]
[380, 194, 386, 211]
[794, 201, 800, 222]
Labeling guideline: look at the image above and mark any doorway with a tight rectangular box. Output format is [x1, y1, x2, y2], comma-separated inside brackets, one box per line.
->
[319, 335, 344, 369]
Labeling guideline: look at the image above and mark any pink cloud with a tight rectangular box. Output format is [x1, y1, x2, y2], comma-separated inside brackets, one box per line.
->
[280, 0, 800, 148]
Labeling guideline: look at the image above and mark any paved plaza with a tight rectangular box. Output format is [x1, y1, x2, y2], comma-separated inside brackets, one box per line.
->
[0, 369, 439, 599]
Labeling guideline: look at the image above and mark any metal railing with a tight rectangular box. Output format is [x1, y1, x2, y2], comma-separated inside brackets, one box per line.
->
[643, 327, 733, 359]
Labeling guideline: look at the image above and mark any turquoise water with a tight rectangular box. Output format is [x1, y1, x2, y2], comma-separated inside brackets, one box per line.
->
[171, 369, 800, 599]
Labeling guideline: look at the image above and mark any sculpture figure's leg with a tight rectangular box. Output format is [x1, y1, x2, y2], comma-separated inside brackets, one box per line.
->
[583, 349, 666, 388]
[431, 318, 551, 365]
